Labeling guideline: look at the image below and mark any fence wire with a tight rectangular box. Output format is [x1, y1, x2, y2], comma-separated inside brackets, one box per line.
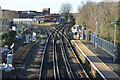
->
[89, 33, 114, 56]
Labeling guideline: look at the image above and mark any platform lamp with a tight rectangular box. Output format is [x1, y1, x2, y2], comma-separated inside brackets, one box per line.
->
[117, 20, 120, 63]
[86, 20, 88, 41]
[111, 22, 117, 62]
[95, 19, 98, 49]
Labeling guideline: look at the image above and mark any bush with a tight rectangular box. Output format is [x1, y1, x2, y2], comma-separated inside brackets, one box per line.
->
[1, 30, 16, 46]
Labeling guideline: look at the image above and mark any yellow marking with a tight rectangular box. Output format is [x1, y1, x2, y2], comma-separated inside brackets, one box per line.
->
[74, 40, 120, 78]
[109, 66, 114, 71]
[22, 26, 24, 28]
[79, 55, 85, 64]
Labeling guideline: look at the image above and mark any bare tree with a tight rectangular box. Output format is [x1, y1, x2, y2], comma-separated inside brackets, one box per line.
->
[59, 3, 72, 22]
[76, 2, 118, 42]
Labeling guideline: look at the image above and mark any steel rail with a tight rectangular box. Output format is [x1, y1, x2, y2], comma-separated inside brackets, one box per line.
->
[61, 24, 90, 79]
[56, 32, 75, 80]
[39, 28, 52, 80]
[39, 24, 63, 80]
[53, 35, 57, 79]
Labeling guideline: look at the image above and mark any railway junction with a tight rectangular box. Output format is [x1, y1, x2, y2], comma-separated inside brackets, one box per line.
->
[1, 23, 120, 80]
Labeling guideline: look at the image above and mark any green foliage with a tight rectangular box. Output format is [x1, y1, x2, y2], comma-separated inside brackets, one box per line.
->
[1, 30, 16, 46]
[116, 17, 120, 27]
[83, 24, 86, 30]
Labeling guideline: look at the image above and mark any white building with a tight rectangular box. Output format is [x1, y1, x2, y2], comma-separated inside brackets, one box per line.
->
[13, 18, 36, 23]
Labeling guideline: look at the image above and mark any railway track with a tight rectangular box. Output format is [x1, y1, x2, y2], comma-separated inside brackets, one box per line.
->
[39, 23, 90, 79]
[63, 24, 89, 78]
[58, 32, 75, 79]
[54, 23, 90, 79]
[13, 43, 35, 64]
[39, 25, 62, 79]
[53, 24, 76, 79]
[11, 23, 90, 79]
[39, 36, 54, 79]
[54, 37, 60, 80]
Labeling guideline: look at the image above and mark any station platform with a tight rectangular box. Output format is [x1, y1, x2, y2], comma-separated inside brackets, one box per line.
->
[73, 40, 120, 79]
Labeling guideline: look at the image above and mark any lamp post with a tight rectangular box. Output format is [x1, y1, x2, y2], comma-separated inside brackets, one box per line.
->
[112, 22, 117, 62]
[95, 19, 98, 49]
[86, 20, 88, 41]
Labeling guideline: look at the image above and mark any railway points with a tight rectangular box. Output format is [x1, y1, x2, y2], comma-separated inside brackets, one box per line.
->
[2, 23, 120, 80]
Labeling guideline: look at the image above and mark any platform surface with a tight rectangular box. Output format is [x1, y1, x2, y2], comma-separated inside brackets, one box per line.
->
[73, 40, 120, 79]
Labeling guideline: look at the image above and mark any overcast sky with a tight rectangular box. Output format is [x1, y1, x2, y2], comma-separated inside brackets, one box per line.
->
[0, 0, 118, 13]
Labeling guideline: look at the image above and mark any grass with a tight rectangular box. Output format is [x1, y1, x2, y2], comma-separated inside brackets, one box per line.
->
[37, 34, 46, 38]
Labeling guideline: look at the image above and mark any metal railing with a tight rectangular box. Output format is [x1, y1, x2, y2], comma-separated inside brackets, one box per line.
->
[89, 33, 114, 57]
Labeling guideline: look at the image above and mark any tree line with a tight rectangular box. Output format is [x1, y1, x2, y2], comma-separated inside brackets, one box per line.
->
[1, 30, 16, 47]
[75, 2, 120, 45]
[59, 3, 75, 22]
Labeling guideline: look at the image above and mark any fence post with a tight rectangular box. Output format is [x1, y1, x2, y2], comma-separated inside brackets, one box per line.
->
[117, 46, 119, 63]
[89, 31, 91, 41]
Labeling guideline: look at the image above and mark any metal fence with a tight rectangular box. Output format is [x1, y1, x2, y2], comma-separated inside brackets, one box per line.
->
[89, 33, 114, 57]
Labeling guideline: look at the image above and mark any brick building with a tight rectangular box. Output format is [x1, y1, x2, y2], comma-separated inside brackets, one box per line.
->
[42, 8, 50, 15]
[44, 14, 61, 22]
[18, 8, 50, 18]
[17, 8, 61, 23]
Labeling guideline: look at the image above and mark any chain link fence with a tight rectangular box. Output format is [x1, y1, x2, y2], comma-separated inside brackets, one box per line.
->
[89, 33, 114, 57]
